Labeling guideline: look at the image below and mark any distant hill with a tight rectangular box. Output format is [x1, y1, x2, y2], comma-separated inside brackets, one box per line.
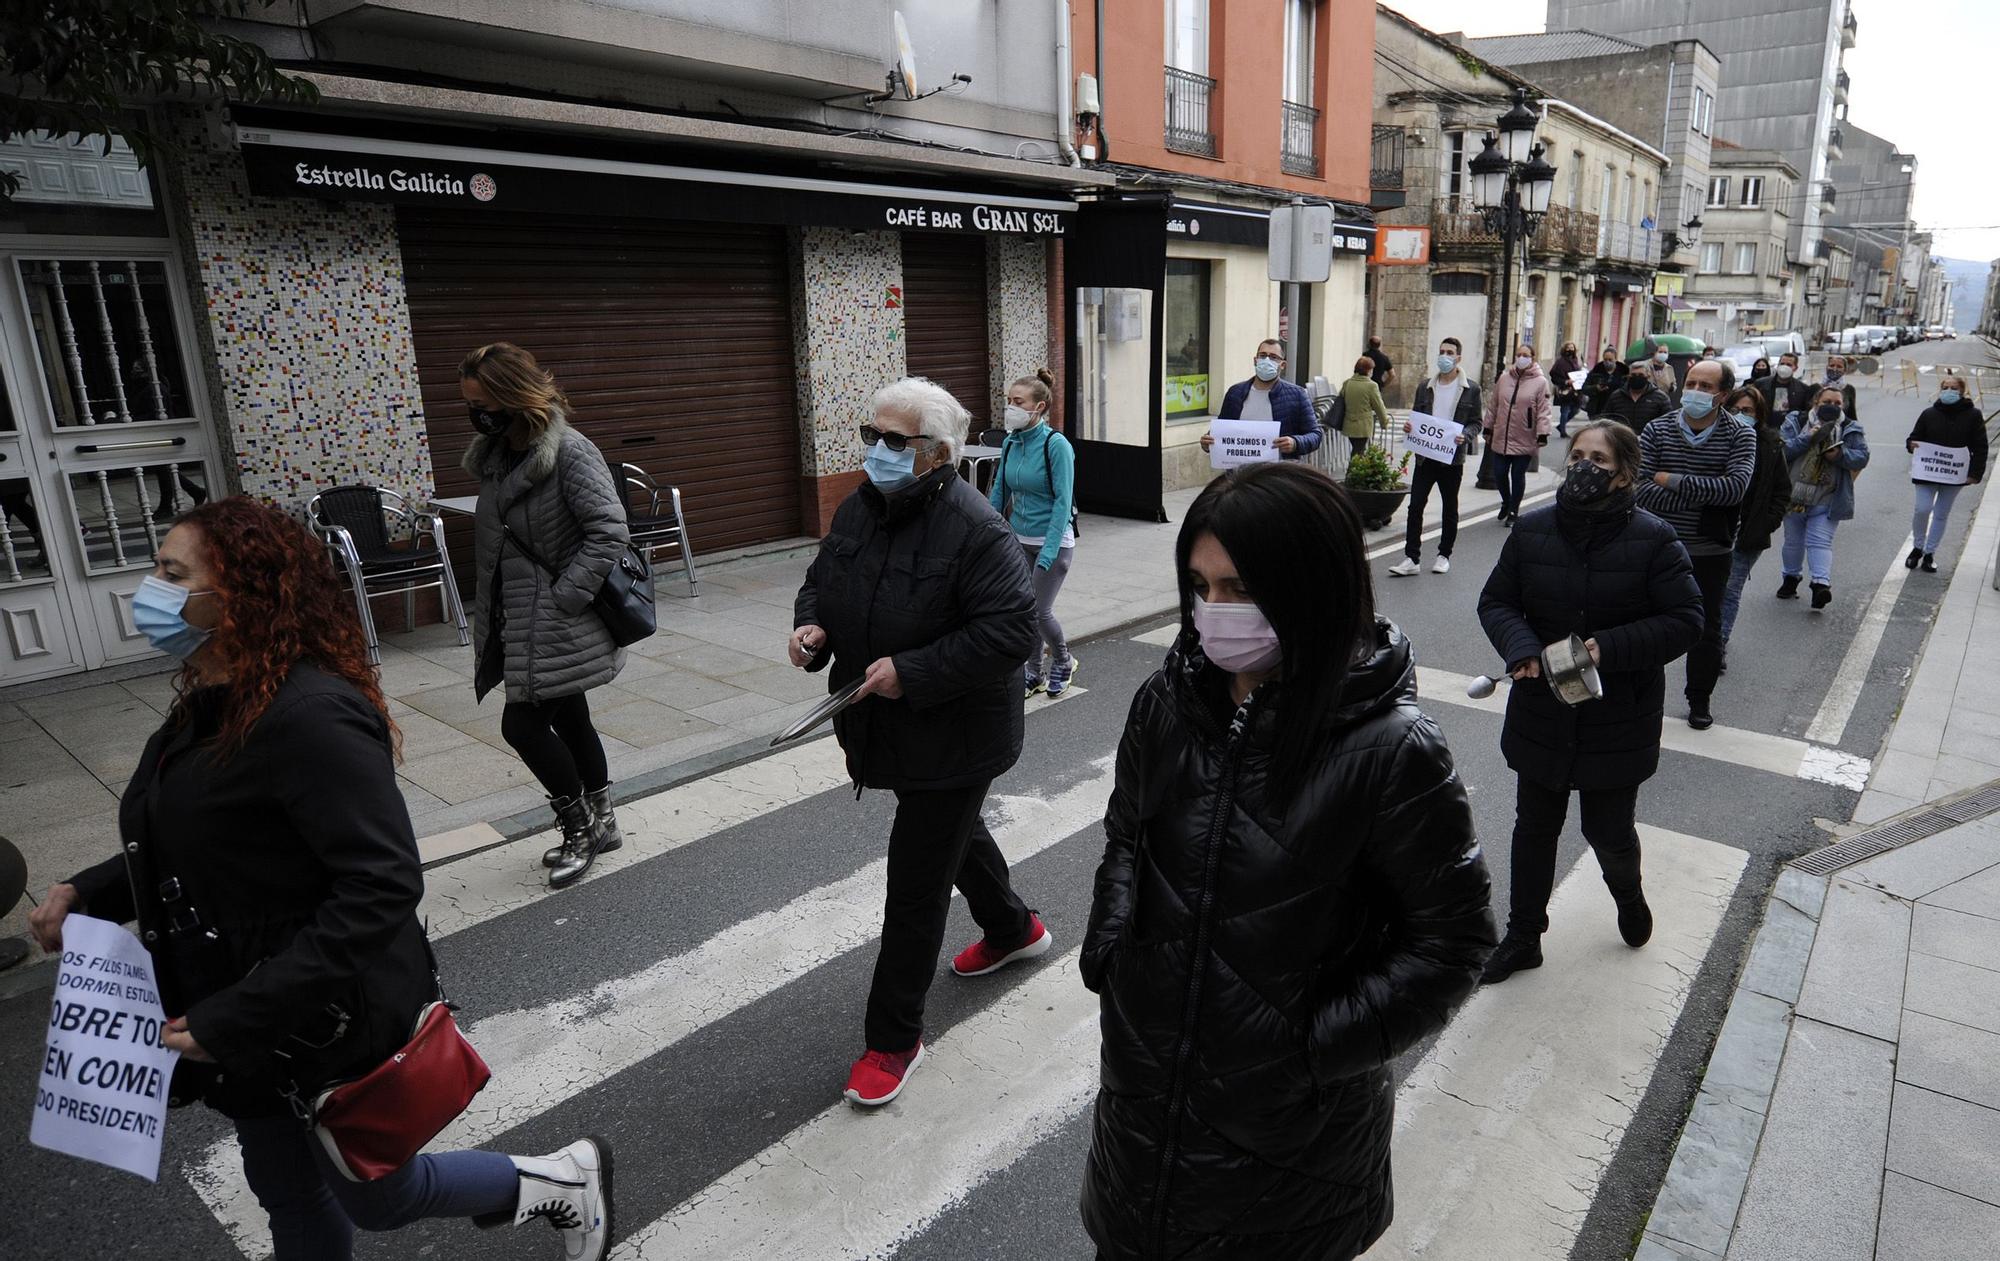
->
[1933, 257, 1990, 328]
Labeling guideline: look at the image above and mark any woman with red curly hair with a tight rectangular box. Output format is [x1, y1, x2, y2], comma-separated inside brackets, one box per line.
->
[28, 497, 615, 1261]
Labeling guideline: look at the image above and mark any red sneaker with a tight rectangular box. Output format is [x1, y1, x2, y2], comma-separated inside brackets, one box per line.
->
[844, 1042, 924, 1108]
[951, 913, 1054, 977]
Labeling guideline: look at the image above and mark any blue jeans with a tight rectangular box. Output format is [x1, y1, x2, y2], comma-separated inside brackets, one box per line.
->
[1781, 506, 1838, 585]
[1557, 401, 1579, 433]
[1493, 452, 1536, 517]
[1912, 483, 1964, 554]
[237, 1113, 517, 1261]
[1720, 548, 1762, 642]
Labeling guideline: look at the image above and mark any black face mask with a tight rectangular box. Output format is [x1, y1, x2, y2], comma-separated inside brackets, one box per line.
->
[469, 404, 513, 437]
[1815, 403, 1843, 424]
[1559, 458, 1619, 506]
[1627, 376, 1649, 392]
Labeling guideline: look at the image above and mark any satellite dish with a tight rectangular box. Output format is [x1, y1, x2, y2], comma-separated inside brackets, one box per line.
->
[892, 11, 919, 102]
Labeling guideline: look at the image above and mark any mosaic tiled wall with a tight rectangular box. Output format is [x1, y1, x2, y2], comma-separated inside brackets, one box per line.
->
[789, 228, 907, 479]
[987, 237, 1050, 404]
[157, 104, 433, 507]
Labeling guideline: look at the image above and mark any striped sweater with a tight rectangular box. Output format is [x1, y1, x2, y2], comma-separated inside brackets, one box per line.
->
[1633, 411, 1758, 556]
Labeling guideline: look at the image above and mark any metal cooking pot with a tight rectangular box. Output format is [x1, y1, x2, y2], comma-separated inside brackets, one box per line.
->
[1540, 633, 1604, 706]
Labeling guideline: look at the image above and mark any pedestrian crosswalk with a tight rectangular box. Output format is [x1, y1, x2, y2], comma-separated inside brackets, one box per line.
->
[179, 660, 1766, 1261]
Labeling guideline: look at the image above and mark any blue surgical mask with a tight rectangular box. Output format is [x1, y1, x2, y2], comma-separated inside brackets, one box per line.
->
[132, 575, 213, 660]
[1253, 358, 1281, 383]
[1680, 390, 1716, 420]
[1940, 389, 1962, 406]
[1436, 354, 1457, 374]
[862, 439, 918, 491]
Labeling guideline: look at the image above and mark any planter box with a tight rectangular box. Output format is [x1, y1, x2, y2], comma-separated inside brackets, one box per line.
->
[1345, 485, 1410, 528]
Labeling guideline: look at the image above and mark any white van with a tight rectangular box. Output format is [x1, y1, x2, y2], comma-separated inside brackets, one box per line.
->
[1751, 331, 1808, 361]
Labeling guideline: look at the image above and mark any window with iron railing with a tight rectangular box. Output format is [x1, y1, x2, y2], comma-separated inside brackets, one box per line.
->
[1283, 102, 1321, 177]
[1164, 66, 1217, 158]
[1371, 125, 1405, 191]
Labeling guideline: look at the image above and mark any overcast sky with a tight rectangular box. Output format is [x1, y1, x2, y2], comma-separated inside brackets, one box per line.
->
[1384, 0, 1997, 262]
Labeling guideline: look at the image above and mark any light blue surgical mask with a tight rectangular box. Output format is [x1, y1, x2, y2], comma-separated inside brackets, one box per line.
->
[132, 575, 213, 660]
[1253, 357, 1281, 383]
[1680, 390, 1716, 420]
[1436, 354, 1457, 375]
[1940, 389, 1962, 406]
[862, 439, 918, 491]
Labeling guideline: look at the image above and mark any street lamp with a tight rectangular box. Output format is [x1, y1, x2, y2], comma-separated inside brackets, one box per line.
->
[1469, 87, 1559, 387]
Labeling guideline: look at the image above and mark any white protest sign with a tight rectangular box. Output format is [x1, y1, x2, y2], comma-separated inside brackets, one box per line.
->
[1210, 419, 1282, 469]
[1911, 441, 1970, 486]
[1404, 412, 1465, 465]
[31, 914, 180, 1181]
[1568, 370, 1589, 391]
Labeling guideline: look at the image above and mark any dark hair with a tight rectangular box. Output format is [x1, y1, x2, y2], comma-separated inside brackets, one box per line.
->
[1723, 386, 1767, 425]
[1368, 335, 1383, 348]
[1440, 336, 1462, 353]
[1258, 338, 1287, 357]
[1779, 351, 1799, 364]
[1354, 355, 1376, 375]
[1177, 463, 1376, 786]
[1567, 419, 1642, 484]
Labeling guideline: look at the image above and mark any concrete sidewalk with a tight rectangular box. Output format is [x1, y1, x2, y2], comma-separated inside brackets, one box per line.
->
[0, 452, 1553, 961]
[1638, 451, 2000, 1260]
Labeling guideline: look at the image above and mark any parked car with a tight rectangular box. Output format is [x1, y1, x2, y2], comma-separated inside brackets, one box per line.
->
[1827, 327, 1870, 355]
[1860, 325, 1894, 354]
[1719, 344, 1766, 382]
[1754, 331, 1810, 361]
[1926, 324, 1947, 341]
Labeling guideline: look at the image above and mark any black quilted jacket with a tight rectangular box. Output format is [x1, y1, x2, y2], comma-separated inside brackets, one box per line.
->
[1477, 501, 1704, 791]
[795, 465, 1036, 791]
[1079, 620, 1495, 1260]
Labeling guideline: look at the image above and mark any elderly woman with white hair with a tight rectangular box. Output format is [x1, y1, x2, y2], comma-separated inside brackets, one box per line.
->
[789, 376, 1050, 1109]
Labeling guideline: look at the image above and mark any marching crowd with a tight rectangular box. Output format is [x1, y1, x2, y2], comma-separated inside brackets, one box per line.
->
[23, 329, 1989, 1261]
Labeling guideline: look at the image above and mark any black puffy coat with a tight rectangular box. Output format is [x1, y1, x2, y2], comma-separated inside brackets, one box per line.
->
[1907, 398, 1989, 484]
[1736, 422, 1793, 553]
[65, 665, 433, 1118]
[1477, 500, 1705, 791]
[1079, 621, 1496, 1260]
[795, 465, 1036, 791]
[1601, 383, 1673, 430]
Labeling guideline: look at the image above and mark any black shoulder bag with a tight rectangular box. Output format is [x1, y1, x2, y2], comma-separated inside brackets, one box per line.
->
[501, 524, 656, 647]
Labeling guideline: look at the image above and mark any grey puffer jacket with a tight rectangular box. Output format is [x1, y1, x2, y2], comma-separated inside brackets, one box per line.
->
[465, 415, 629, 703]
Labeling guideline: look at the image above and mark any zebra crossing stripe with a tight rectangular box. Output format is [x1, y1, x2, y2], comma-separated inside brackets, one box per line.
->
[185, 756, 1122, 1259]
[617, 948, 1100, 1261]
[1361, 825, 1748, 1260]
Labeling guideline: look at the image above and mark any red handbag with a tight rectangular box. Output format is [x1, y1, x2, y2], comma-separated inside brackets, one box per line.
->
[309, 1001, 492, 1181]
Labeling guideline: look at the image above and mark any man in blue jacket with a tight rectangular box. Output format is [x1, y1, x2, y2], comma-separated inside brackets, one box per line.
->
[1200, 338, 1324, 459]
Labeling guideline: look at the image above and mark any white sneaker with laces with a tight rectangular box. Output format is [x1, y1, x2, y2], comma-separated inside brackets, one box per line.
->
[1432, 555, 1451, 574]
[508, 1137, 614, 1261]
[1387, 558, 1421, 577]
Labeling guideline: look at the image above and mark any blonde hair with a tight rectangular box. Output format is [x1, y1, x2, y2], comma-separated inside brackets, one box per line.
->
[460, 342, 570, 441]
[1009, 367, 1055, 409]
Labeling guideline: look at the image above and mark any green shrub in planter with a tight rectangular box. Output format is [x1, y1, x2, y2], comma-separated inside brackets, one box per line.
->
[1344, 444, 1412, 492]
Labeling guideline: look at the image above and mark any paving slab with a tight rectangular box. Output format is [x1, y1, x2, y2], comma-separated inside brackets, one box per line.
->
[1875, 1171, 2000, 1261]
[1909, 902, 2000, 971]
[1724, 1018, 1895, 1261]
[1897, 1010, 2000, 1112]
[1904, 952, 2000, 1035]
[1737, 895, 1819, 1004]
[1793, 878, 1910, 1042]
[1885, 1081, 2000, 1208]
[1844, 815, 2000, 900]
[1922, 863, 2000, 919]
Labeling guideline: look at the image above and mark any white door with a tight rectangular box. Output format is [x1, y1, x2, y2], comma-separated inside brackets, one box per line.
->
[0, 247, 219, 686]
[1429, 291, 1489, 385]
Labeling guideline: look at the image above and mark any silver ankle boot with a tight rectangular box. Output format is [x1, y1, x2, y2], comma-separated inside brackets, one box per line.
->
[546, 793, 600, 889]
[542, 785, 622, 868]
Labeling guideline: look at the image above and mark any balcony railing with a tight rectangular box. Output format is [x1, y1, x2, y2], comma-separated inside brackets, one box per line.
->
[1841, 5, 1856, 49]
[1827, 124, 1844, 160]
[1164, 66, 1217, 158]
[1370, 124, 1406, 209]
[1820, 182, 1838, 208]
[1281, 101, 1320, 177]
[1429, 201, 1599, 258]
[1596, 218, 1664, 266]
[1835, 68, 1850, 106]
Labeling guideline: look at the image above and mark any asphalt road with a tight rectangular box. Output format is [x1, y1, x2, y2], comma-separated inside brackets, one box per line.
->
[0, 336, 1989, 1261]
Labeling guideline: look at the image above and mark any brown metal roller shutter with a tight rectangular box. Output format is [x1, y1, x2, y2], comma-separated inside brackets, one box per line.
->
[901, 234, 992, 429]
[401, 209, 801, 561]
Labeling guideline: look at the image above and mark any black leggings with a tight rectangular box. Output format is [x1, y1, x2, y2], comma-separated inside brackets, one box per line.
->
[500, 693, 609, 800]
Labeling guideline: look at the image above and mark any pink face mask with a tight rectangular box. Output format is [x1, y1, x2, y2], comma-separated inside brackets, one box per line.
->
[1191, 595, 1282, 673]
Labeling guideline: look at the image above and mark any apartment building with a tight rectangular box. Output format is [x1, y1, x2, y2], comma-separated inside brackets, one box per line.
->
[1684, 145, 1801, 348]
[1371, 6, 1667, 402]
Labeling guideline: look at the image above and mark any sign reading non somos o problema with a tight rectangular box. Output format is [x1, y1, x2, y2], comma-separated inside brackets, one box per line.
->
[30, 915, 180, 1181]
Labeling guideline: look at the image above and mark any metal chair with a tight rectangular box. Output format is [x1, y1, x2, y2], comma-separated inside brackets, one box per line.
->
[307, 485, 470, 665]
[620, 463, 698, 595]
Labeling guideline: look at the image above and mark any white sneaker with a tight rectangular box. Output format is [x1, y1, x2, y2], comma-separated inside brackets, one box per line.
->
[509, 1137, 614, 1261]
[1388, 558, 1421, 577]
[1432, 555, 1451, 574]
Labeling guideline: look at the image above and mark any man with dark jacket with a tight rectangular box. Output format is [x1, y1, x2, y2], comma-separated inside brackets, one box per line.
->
[1581, 345, 1624, 415]
[1634, 360, 1757, 731]
[792, 377, 1046, 1109]
[1601, 371, 1674, 430]
[1390, 335, 1483, 577]
[1202, 338, 1325, 458]
[1751, 352, 1813, 419]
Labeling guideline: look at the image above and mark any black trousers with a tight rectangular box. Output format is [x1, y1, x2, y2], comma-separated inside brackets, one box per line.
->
[1348, 434, 1369, 461]
[500, 691, 609, 799]
[1506, 777, 1643, 936]
[1404, 457, 1464, 561]
[865, 780, 1032, 1051]
[1685, 551, 1733, 705]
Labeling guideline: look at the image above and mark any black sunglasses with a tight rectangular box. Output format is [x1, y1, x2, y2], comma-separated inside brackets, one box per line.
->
[858, 424, 939, 453]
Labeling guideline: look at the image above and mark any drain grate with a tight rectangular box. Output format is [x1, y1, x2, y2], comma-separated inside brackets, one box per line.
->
[1793, 783, 2000, 876]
